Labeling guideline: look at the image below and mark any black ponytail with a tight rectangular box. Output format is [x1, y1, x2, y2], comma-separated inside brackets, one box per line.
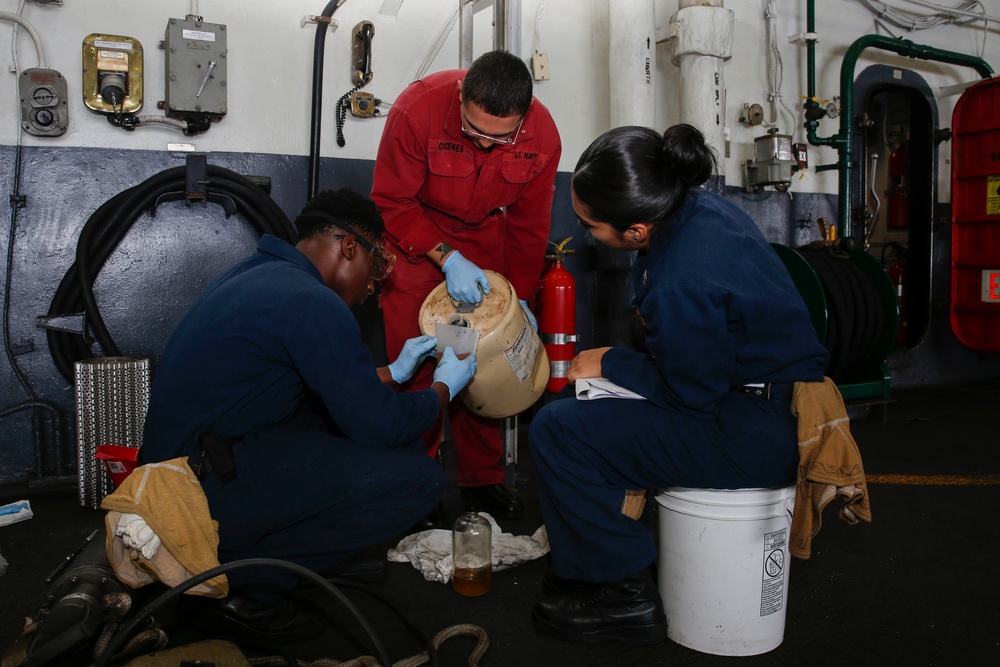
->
[572, 124, 716, 233]
[661, 123, 716, 190]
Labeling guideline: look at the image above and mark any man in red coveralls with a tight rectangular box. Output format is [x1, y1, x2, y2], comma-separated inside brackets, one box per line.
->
[372, 50, 561, 521]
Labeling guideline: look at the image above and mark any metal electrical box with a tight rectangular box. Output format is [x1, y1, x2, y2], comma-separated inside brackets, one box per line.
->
[19, 67, 69, 136]
[950, 76, 1000, 351]
[163, 17, 228, 121]
[82, 34, 143, 114]
[743, 132, 796, 192]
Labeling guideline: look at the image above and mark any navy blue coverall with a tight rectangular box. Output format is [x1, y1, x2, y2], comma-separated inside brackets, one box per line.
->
[529, 191, 829, 583]
[142, 235, 444, 598]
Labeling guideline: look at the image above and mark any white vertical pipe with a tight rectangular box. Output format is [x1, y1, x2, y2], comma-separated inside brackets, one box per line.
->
[508, 0, 522, 57]
[670, 2, 734, 175]
[493, 0, 521, 55]
[609, 0, 656, 129]
[494, 0, 507, 51]
[460, 0, 475, 68]
[459, 0, 520, 65]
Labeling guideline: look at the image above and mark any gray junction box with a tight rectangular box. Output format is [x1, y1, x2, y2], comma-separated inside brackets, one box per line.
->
[163, 17, 228, 121]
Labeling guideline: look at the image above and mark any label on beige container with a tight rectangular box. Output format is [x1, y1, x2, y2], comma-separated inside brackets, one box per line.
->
[505, 324, 538, 383]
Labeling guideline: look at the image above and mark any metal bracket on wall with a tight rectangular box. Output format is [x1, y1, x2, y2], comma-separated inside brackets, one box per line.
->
[301, 15, 340, 30]
[36, 313, 89, 340]
[150, 154, 236, 215]
[185, 153, 208, 201]
[152, 191, 237, 217]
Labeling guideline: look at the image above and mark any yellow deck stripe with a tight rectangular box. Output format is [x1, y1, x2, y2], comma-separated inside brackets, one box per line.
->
[866, 473, 1000, 485]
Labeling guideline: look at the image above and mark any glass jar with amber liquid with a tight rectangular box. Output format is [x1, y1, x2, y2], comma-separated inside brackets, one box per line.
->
[452, 510, 492, 596]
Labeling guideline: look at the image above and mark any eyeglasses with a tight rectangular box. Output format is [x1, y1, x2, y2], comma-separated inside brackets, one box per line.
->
[331, 223, 396, 281]
[461, 113, 524, 146]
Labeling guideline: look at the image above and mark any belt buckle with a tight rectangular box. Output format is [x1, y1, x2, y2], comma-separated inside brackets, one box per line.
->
[743, 383, 771, 400]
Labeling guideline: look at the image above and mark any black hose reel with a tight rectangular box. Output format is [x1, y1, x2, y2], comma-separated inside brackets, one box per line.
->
[772, 241, 898, 397]
[46, 162, 297, 381]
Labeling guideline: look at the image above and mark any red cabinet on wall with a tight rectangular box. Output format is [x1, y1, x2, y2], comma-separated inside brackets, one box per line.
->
[951, 77, 1000, 351]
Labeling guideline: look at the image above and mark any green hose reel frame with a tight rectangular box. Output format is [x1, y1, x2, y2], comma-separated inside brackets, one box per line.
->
[771, 243, 897, 401]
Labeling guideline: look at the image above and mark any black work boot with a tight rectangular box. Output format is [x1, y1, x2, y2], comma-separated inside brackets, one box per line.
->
[531, 568, 668, 645]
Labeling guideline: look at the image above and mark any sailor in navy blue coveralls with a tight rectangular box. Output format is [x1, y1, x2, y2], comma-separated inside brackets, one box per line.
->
[142, 234, 445, 598]
[529, 190, 829, 584]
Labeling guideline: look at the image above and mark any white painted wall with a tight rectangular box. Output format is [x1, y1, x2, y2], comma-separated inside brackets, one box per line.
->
[1, 0, 997, 194]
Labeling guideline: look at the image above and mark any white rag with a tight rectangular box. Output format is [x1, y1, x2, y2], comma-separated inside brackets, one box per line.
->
[387, 513, 549, 584]
[114, 512, 163, 560]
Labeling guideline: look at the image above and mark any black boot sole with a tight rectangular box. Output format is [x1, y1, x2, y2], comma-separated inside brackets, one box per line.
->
[531, 608, 669, 645]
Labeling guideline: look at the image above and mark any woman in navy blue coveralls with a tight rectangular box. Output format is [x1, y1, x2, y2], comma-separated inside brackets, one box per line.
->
[529, 125, 828, 645]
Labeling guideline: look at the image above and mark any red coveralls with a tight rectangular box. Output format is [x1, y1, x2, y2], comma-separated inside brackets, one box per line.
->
[372, 69, 562, 487]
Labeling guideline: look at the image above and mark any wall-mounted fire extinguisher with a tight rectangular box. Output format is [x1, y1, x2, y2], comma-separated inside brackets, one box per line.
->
[538, 236, 576, 392]
[885, 140, 910, 230]
[883, 241, 908, 346]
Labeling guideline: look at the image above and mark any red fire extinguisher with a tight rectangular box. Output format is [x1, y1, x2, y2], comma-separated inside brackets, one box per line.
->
[538, 237, 577, 392]
[883, 242, 908, 346]
[885, 140, 910, 230]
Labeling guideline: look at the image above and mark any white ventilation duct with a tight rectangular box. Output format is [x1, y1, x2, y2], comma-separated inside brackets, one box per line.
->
[609, 0, 656, 129]
[669, 0, 734, 175]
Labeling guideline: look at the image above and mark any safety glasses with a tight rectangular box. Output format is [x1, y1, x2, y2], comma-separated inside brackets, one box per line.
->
[331, 222, 396, 281]
[461, 113, 524, 146]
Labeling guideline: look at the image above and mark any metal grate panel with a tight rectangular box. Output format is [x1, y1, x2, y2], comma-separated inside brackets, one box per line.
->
[74, 357, 150, 509]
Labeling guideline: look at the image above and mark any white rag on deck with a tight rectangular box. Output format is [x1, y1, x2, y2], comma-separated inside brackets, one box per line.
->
[387, 513, 549, 584]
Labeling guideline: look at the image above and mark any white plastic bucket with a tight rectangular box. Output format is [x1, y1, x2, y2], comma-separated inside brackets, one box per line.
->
[655, 485, 796, 656]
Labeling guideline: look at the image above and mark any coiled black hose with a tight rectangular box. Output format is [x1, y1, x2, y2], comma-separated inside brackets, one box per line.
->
[47, 165, 297, 381]
[92, 558, 397, 667]
[797, 246, 884, 383]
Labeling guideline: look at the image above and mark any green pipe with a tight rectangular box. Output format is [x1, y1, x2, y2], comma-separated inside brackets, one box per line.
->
[803, 0, 994, 238]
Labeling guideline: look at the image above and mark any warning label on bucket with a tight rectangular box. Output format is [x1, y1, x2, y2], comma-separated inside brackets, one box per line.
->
[760, 527, 787, 617]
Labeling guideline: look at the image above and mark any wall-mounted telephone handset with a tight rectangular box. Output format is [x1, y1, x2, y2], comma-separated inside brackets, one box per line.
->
[337, 20, 379, 145]
[351, 21, 375, 87]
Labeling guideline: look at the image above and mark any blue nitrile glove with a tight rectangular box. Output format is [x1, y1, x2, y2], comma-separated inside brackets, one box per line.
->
[441, 251, 491, 304]
[433, 346, 478, 401]
[388, 334, 438, 383]
[520, 299, 537, 332]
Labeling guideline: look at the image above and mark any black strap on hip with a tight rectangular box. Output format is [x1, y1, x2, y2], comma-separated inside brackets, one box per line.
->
[193, 431, 241, 482]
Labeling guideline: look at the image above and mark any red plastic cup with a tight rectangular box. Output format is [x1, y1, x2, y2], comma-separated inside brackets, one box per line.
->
[95, 445, 140, 489]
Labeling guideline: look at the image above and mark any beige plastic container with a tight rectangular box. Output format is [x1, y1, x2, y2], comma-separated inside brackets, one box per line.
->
[419, 270, 549, 418]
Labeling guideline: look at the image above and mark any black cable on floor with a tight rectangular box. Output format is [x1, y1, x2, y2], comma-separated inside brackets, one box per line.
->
[328, 576, 442, 667]
[46, 165, 297, 381]
[92, 558, 392, 667]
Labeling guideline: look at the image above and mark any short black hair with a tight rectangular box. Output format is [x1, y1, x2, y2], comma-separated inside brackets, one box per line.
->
[461, 50, 533, 117]
[295, 188, 385, 242]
